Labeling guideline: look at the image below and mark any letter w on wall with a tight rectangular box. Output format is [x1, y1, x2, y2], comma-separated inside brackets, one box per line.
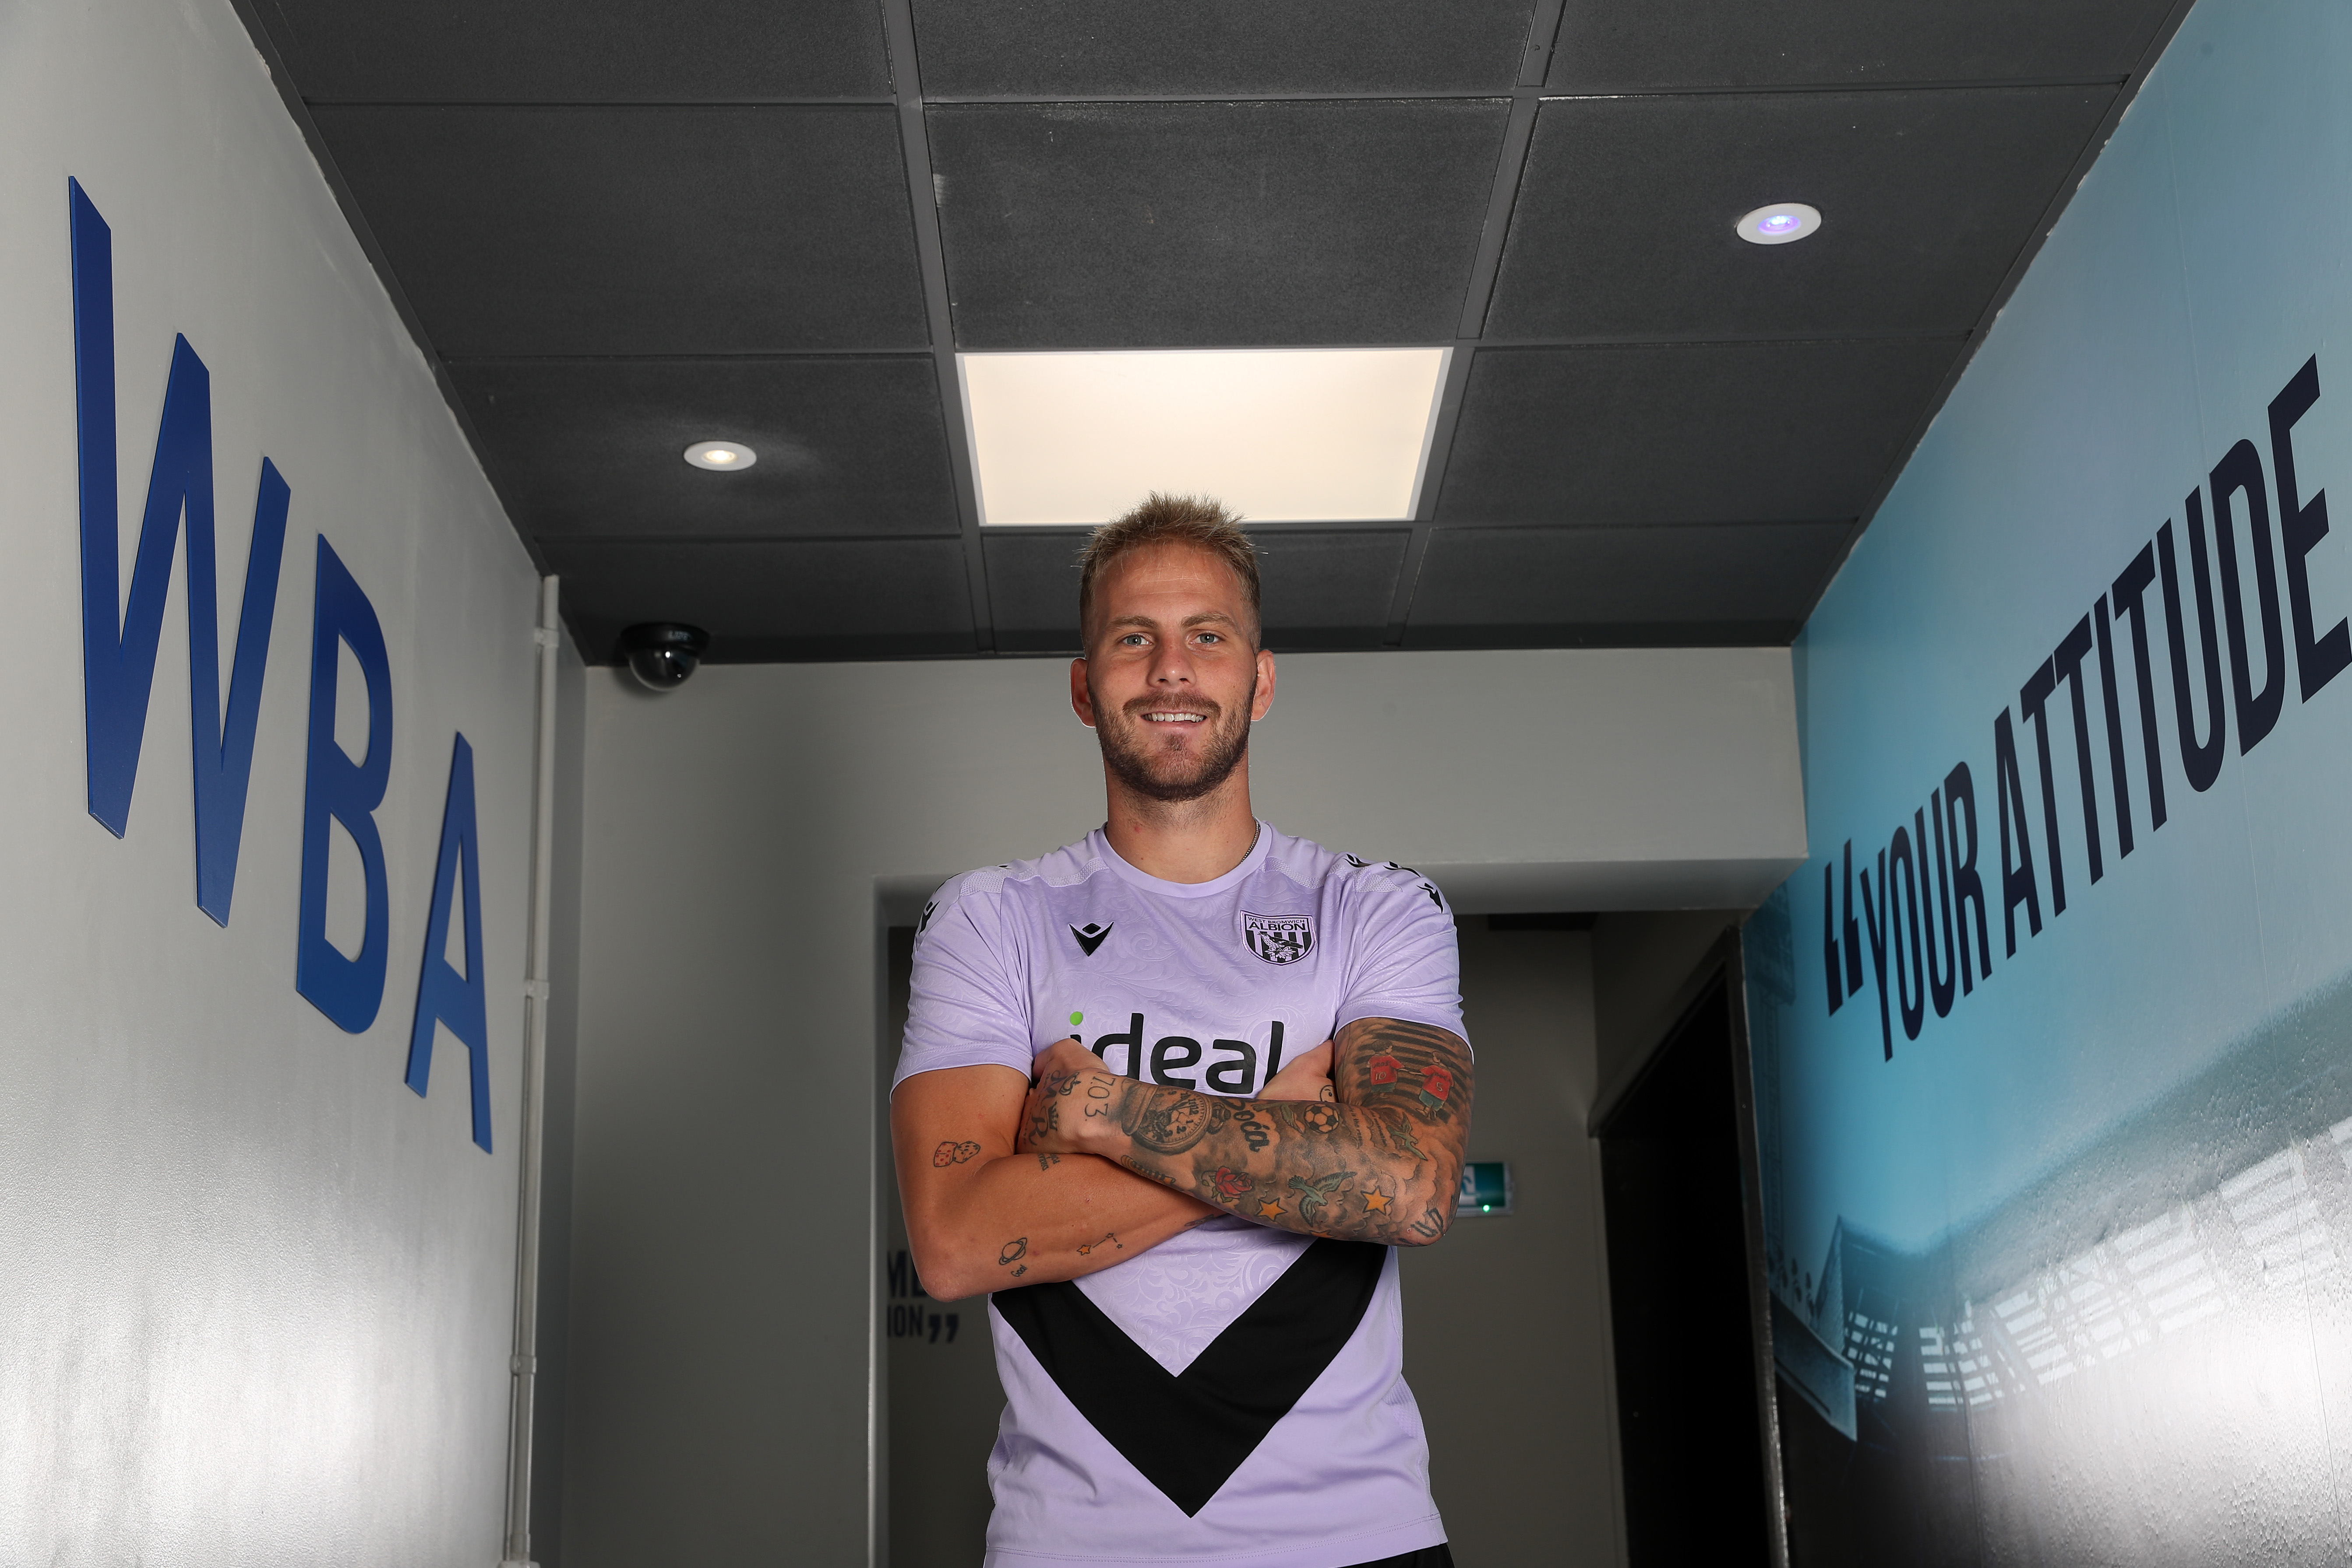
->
[72, 179, 288, 925]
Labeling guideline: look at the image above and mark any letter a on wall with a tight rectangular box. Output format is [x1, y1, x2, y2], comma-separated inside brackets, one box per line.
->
[296, 537, 393, 1032]
[72, 178, 289, 925]
[406, 734, 493, 1152]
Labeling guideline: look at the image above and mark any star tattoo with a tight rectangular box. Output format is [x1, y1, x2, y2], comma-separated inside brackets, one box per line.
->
[1361, 1189, 1392, 1213]
[1255, 1198, 1286, 1220]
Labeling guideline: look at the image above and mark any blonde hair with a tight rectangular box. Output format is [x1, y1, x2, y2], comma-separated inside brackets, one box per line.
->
[1076, 493, 1261, 644]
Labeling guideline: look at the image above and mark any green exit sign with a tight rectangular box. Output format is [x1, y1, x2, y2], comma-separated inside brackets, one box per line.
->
[1456, 1162, 1511, 1216]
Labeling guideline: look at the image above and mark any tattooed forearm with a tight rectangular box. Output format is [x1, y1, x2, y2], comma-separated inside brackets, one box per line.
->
[1019, 1020, 1471, 1244]
[1159, 1092, 1448, 1245]
[1023, 1021, 1470, 1245]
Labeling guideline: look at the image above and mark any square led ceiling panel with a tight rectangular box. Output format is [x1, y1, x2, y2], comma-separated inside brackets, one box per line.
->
[959, 348, 1450, 526]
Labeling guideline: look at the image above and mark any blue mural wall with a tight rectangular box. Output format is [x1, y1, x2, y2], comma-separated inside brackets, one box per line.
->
[1745, 0, 2352, 1559]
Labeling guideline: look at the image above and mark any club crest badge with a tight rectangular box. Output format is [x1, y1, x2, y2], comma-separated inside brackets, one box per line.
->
[1242, 911, 1315, 966]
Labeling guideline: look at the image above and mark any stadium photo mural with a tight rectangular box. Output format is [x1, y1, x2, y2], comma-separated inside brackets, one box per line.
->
[1742, 0, 2352, 1561]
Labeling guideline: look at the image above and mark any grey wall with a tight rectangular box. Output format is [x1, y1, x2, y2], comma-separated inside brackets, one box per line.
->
[1591, 911, 1746, 1101]
[532, 631, 592, 1567]
[560, 648, 1803, 1562]
[882, 928, 1001, 1568]
[0, 0, 545, 1557]
[1403, 921, 1625, 1568]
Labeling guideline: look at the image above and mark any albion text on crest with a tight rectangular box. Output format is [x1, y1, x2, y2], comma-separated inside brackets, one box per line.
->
[1242, 911, 1315, 966]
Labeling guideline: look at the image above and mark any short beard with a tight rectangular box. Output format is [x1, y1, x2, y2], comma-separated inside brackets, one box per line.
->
[1093, 687, 1254, 804]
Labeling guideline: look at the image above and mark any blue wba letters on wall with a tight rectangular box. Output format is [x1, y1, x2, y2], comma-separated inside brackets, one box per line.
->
[72, 178, 497, 1152]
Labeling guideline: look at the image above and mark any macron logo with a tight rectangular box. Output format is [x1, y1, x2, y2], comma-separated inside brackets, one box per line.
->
[1071, 922, 1114, 957]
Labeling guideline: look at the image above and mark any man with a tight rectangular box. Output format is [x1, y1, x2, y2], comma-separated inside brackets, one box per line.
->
[892, 494, 1474, 1568]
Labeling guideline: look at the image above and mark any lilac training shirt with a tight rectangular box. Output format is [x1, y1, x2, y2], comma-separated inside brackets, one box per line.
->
[894, 823, 1465, 1568]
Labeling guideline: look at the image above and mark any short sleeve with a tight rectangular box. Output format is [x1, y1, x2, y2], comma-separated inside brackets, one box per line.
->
[893, 884, 1037, 1093]
[1334, 872, 1469, 1050]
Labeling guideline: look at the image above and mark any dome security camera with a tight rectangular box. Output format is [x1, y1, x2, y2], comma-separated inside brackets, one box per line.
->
[620, 623, 709, 691]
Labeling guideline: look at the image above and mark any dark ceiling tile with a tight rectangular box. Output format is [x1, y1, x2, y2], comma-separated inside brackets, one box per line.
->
[984, 531, 1089, 652]
[1252, 529, 1410, 649]
[549, 539, 977, 662]
[930, 100, 1509, 348]
[1435, 341, 1961, 525]
[1548, 0, 2173, 91]
[1487, 88, 2116, 340]
[1405, 522, 1851, 646]
[450, 358, 958, 539]
[313, 107, 927, 356]
[911, 0, 1533, 97]
[256, 0, 890, 101]
[985, 528, 1410, 653]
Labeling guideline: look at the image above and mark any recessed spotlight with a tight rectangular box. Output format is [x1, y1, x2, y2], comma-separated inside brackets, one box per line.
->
[1736, 203, 1822, 246]
[684, 442, 757, 471]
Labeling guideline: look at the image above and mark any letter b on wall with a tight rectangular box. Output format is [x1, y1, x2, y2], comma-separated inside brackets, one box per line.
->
[296, 538, 393, 1032]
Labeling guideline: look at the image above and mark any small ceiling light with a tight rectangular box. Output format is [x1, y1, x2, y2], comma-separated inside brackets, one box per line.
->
[1736, 203, 1822, 246]
[684, 442, 756, 471]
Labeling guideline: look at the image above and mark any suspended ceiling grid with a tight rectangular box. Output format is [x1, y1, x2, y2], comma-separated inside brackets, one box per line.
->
[237, 0, 2186, 661]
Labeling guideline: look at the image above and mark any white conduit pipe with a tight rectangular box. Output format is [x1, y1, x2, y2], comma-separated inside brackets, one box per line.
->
[501, 575, 561, 1568]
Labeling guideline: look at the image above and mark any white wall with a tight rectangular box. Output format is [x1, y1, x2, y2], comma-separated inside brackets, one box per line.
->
[563, 648, 1803, 1562]
[0, 0, 543, 1560]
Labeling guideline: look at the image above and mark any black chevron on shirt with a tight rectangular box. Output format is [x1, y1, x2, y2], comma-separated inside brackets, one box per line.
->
[991, 1238, 1387, 1516]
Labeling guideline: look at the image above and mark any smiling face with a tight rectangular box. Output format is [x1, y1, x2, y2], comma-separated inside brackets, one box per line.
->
[1072, 540, 1277, 806]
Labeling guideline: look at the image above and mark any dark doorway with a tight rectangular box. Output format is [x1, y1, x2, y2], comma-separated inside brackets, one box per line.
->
[1594, 947, 1779, 1567]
